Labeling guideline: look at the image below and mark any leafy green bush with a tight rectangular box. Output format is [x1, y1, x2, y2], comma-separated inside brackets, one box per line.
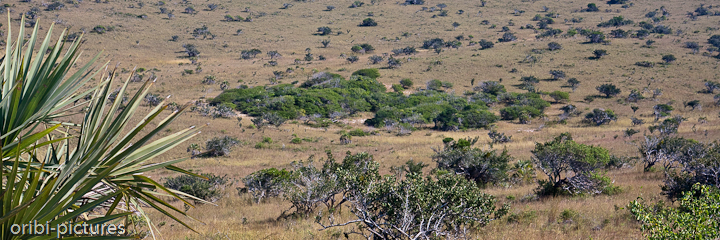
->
[242, 168, 292, 203]
[205, 136, 240, 157]
[629, 184, 720, 240]
[596, 83, 621, 97]
[290, 137, 302, 144]
[348, 128, 368, 136]
[351, 68, 380, 79]
[549, 91, 569, 102]
[500, 106, 543, 120]
[584, 108, 617, 126]
[359, 18, 377, 26]
[433, 137, 511, 187]
[400, 78, 414, 89]
[532, 133, 616, 196]
[164, 173, 229, 203]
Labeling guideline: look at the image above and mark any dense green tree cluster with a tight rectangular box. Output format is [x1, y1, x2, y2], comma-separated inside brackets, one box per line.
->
[496, 92, 551, 121]
[211, 71, 508, 131]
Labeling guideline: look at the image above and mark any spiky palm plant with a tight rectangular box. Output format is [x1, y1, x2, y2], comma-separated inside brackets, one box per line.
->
[1, 19, 204, 238]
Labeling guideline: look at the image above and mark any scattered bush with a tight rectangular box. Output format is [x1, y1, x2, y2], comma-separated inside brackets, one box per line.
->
[635, 61, 655, 68]
[549, 91, 569, 103]
[548, 42, 562, 51]
[400, 78, 414, 89]
[351, 68, 380, 79]
[433, 137, 511, 187]
[532, 133, 617, 196]
[164, 173, 229, 203]
[478, 39, 494, 49]
[205, 136, 240, 157]
[422, 38, 446, 49]
[359, 18, 377, 26]
[242, 168, 292, 203]
[597, 16, 633, 27]
[662, 54, 676, 63]
[584, 108, 617, 126]
[317, 26, 332, 35]
[499, 32, 517, 42]
[596, 83, 621, 97]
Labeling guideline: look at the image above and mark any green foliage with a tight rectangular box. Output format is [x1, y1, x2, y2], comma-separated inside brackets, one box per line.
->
[351, 68, 380, 79]
[359, 18, 377, 26]
[400, 78, 414, 89]
[596, 83, 621, 97]
[351, 43, 374, 53]
[164, 173, 229, 203]
[348, 128, 369, 136]
[243, 168, 293, 203]
[422, 38, 446, 49]
[392, 84, 404, 93]
[549, 91, 570, 103]
[640, 136, 720, 200]
[653, 104, 674, 118]
[307, 151, 509, 238]
[709, 35, 720, 48]
[507, 210, 538, 224]
[211, 74, 384, 120]
[597, 16, 633, 27]
[476, 81, 506, 95]
[433, 137, 512, 187]
[629, 184, 720, 240]
[291, 137, 302, 144]
[432, 105, 499, 131]
[478, 39, 494, 49]
[593, 49, 608, 58]
[510, 160, 536, 185]
[532, 133, 615, 196]
[426, 79, 443, 91]
[500, 106, 542, 120]
[662, 54, 676, 63]
[317, 26, 332, 35]
[211, 74, 500, 133]
[584, 108, 617, 126]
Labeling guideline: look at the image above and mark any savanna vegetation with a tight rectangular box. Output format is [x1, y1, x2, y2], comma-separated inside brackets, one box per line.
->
[3, 0, 720, 239]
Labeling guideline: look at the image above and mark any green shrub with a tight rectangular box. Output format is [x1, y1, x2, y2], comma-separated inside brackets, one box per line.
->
[392, 84, 404, 93]
[348, 128, 368, 137]
[507, 210, 538, 224]
[433, 137, 511, 187]
[163, 173, 229, 203]
[629, 184, 720, 239]
[400, 78, 414, 89]
[290, 138, 302, 144]
[559, 209, 578, 222]
[549, 91, 569, 102]
[532, 133, 616, 196]
[242, 168, 292, 203]
[352, 68, 380, 79]
[205, 136, 240, 157]
[499, 106, 542, 120]
[262, 136, 273, 143]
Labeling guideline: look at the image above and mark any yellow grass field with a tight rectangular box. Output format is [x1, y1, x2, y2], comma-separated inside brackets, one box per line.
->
[5, 0, 720, 238]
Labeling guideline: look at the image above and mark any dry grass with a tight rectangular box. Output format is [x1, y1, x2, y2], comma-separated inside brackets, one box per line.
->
[6, 0, 720, 238]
